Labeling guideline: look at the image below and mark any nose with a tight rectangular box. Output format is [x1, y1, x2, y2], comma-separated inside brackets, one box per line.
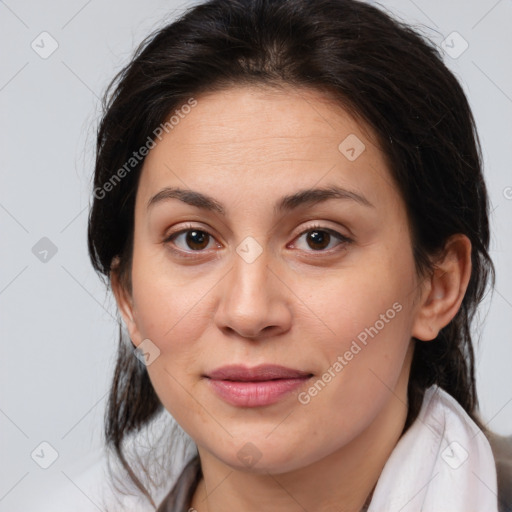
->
[213, 245, 292, 340]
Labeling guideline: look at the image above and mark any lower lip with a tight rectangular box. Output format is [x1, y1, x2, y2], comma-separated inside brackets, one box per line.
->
[206, 377, 312, 407]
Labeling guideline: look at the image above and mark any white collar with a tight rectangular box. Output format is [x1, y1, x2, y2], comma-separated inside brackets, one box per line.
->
[368, 385, 499, 511]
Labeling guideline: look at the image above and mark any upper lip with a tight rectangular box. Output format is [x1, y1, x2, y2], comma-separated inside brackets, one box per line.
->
[205, 364, 313, 381]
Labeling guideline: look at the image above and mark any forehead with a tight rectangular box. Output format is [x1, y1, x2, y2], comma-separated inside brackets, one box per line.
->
[137, 85, 398, 213]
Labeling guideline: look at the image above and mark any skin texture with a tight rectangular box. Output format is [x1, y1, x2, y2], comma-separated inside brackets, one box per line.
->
[112, 85, 472, 512]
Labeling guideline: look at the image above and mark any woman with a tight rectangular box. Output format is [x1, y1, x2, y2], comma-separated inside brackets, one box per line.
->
[87, 0, 511, 510]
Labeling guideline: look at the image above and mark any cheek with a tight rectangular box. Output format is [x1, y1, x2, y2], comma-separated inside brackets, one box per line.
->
[128, 243, 226, 387]
[309, 249, 416, 345]
[129, 264, 213, 426]
[297, 250, 416, 405]
[129, 237, 211, 341]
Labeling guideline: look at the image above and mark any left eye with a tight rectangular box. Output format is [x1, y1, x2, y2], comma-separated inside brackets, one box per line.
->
[291, 227, 351, 252]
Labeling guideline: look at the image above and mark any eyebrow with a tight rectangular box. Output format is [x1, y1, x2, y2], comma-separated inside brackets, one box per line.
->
[146, 185, 374, 215]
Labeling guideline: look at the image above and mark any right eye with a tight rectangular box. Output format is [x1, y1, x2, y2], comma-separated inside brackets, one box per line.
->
[163, 224, 222, 257]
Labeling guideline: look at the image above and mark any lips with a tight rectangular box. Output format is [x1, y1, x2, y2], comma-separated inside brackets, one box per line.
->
[204, 364, 313, 407]
[205, 364, 313, 381]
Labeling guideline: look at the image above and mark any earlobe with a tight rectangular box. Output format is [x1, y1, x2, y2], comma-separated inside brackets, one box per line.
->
[411, 235, 472, 342]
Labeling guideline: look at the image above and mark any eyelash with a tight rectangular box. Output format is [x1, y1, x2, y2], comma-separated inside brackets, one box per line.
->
[163, 223, 353, 260]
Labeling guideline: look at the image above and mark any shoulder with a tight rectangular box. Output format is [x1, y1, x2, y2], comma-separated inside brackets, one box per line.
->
[487, 431, 512, 512]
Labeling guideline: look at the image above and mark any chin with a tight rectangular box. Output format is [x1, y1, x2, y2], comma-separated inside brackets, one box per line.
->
[208, 440, 318, 476]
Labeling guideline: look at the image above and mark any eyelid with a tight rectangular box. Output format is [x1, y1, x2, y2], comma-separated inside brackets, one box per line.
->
[291, 221, 352, 242]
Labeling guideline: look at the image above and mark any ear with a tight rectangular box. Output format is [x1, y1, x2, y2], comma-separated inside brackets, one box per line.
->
[411, 234, 472, 341]
[110, 256, 143, 346]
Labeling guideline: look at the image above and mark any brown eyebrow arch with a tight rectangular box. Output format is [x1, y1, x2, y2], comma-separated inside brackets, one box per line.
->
[146, 185, 374, 215]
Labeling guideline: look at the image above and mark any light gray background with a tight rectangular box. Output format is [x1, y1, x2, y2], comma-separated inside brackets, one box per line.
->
[1, 0, 511, 510]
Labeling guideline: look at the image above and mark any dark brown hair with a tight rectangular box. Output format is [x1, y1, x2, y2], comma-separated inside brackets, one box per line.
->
[87, 0, 495, 506]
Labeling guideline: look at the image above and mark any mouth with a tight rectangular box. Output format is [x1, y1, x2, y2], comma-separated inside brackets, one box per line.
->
[204, 364, 314, 407]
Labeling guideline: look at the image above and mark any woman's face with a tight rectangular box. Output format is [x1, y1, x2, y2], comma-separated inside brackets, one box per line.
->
[117, 85, 428, 473]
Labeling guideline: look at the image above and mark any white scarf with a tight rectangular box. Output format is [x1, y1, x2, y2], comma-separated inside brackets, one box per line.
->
[368, 384, 499, 511]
